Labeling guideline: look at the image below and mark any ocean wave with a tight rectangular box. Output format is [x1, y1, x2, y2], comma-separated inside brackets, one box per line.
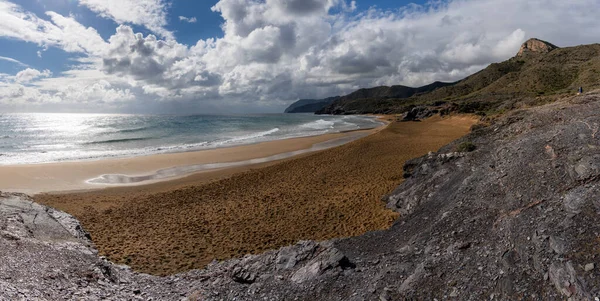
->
[339, 121, 359, 128]
[84, 137, 153, 145]
[221, 128, 280, 144]
[98, 126, 154, 135]
[116, 126, 152, 134]
[299, 119, 335, 130]
[154, 141, 211, 152]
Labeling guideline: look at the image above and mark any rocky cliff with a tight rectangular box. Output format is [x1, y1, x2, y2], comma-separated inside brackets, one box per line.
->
[517, 38, 559, 56]
[3, 91, 600, 300]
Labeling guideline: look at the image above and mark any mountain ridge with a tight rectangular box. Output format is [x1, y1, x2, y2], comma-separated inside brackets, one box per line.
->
[315, 38, 600, 115]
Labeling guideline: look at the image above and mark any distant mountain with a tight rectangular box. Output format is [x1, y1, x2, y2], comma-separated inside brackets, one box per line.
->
[284, 96, 340, 113]
[316, 38, 600, 115]
[315, 81, 454, 115]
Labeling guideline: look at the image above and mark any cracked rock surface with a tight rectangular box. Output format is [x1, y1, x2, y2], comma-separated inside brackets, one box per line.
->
[2, 92, 600, 300]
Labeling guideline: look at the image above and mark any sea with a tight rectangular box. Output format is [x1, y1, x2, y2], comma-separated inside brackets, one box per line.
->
[0, 113, 383, 165]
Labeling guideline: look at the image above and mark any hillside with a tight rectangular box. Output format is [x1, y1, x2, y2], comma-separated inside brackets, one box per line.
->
[286, 82, 453, 114]
[314, 81, 454, 114]
[284, 96, 340, 113]
[317, 39, 600, 115]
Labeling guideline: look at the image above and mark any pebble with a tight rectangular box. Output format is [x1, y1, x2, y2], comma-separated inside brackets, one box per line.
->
[379, 291, 390, 301]
[584, 263, 595, 272]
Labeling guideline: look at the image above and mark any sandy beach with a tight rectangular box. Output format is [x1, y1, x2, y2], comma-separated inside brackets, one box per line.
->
[35, 115, 477, 276]
[0, 128, 377, 194]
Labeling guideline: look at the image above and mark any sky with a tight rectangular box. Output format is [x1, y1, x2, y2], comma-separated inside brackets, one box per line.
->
[0, 0, 599, 114]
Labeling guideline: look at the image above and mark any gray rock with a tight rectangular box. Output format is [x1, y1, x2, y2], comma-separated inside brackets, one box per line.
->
[290, 245, 349, 284]
[548, 261, 591, 299]
[400, 106, 435, 122]
[584, 263, 595, 272]
[549, 236, 568, 255]
[230, 266, 257, 284]
[291, 261, 322, 283]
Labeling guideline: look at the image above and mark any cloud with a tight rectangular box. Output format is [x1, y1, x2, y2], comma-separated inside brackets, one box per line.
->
[0, 55, 28, 67]
[3, 0, 600, 113]
[78, 0, 174, 40]
[268, 0, 339, 16]
[0, 0, 107, 55]
[100, 25, 222, 91]
[179, 16, 197, 23]
[15, 68, 52, 83]
[0, 68, 136, 112]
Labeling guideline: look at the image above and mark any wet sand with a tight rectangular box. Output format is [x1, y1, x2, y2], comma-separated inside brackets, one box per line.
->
[35, 115, 477, 276]
[0, 130, 376, 194]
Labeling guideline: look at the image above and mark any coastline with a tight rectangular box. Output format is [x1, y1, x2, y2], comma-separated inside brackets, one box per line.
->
[0, 119, 388, 195]
[36, 114, 477, 276]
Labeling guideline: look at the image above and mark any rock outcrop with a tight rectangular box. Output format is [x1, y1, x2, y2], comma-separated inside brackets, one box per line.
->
[517, 38, 559, 56]
[382, 92, 600, 300]
[399, 106, 437, 122]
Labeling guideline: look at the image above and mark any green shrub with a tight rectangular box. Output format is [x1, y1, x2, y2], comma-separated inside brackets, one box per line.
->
[456, 141, 476, 152]
[470, 123, 488, 131]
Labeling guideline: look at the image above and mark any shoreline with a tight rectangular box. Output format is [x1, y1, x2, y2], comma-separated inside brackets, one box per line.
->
[0, 119, 389, 195]
[0, 114, 386, 167]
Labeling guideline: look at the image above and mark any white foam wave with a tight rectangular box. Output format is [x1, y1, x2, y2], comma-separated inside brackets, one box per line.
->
[299, 119, 335, 130]
[155, 141, 210, 152]
[220, 128, 280, 144]
[339, 121, 359, 129]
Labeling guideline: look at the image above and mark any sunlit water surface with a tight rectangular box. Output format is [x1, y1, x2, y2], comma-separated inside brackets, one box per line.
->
[0, 113, 382, 165]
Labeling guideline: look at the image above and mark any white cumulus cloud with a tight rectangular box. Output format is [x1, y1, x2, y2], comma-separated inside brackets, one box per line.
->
[0, 0, 107, 55]
[78, 0, 174, 40]
[15, 68, 52, 83]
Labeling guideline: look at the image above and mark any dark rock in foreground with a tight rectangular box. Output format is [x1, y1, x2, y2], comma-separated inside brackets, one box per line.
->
[2, 92, 600, 300]
[380, 92, 600, 300]
[0, 192, 353, 300]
